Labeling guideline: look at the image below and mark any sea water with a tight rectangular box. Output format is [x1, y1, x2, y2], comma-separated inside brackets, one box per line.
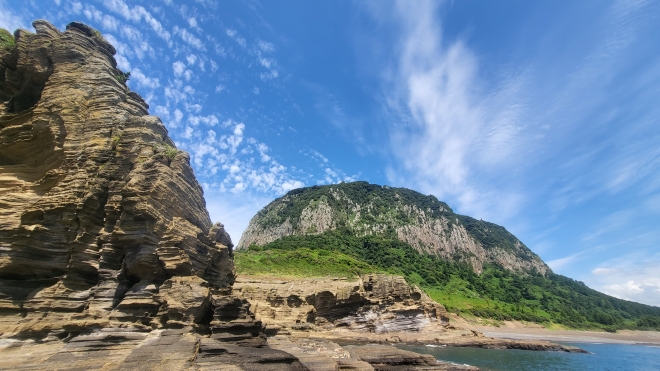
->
[398, 343, 660, 371]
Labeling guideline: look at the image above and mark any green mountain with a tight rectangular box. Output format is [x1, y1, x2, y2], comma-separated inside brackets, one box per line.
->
[236, 181, 660, 331]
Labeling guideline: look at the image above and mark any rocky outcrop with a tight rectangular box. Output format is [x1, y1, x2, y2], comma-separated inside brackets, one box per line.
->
[237, 182, 548, 275]
[0, 327, 309, 370]
[268, 337, 480, 371]
[234, 274, 449, 333]
[0, 19, 231, 335]
[0, 20, 310, 370]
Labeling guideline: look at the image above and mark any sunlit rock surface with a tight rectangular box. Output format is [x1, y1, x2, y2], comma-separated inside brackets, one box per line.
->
[237, 182, 548, 274]
[234, 274, 449, 333]
[0, 20, 308, 370]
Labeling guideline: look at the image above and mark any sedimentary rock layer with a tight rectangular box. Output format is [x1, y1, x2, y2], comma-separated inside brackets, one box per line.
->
[0, 19, 313, 370]
[0, 20, 237, 336]
[234, 274, 449, 333]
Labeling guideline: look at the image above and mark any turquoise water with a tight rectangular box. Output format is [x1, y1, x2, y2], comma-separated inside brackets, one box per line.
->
[398, 343, 660, 371]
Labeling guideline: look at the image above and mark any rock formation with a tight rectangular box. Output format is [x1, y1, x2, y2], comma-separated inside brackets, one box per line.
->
[0, 20, 307, 370]
[234, 274, 449, 333]
[0, 20, 585, 370]
[238, 182, 548, 274]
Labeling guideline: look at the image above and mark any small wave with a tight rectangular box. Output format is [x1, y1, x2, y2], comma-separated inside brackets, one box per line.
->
[425, 344, 446, 348]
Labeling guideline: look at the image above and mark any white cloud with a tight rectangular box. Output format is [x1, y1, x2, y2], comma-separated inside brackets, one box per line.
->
[188, 114, 219, 126]
[81, 4, 119, 32]
[547, 251, 587, 271]
[587, 253, 660, 306]
[130, 68, 159, 89]
[253, 87, 260, 95]
[258, 56, 273, 69]
[226, 28, 246, 48]
[215, 84, 226, 93]
[222, 122, 245, 155]
[591, 267, 617, 276]
[182, 125, 194, 139]
[0, 2, 28, 31]
[178, 119, 306, 202]
[115, 54, 131, 71]
[103, 0, 171, 43]
[173, 60, 186, 77]
[174, 26, 206, 50]
[257, 39, 274, 53]
[187, 17, 200, 31]
[120, 25, 155, 60]
[377, 0, 484, 210]
[260, 70, 279, 81]
[172, 61, 193, 81]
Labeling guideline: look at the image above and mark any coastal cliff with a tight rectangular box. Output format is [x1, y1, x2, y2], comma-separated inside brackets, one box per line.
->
[234, 274, 449, 333]
[0, 20, 589, 370]
[0, 20, 307, 370]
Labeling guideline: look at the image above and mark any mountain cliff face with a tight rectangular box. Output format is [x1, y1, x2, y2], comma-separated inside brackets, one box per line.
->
[238, 182, 548, 275]
[0, 21, 310, 370]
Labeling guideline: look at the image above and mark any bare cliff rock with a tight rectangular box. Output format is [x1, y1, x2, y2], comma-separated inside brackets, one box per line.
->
[234, 274, 449, 334]
[238, 182, 548, 274]
[0, 21, 309, 370]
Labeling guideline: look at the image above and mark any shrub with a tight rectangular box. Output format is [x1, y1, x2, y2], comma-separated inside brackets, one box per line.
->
[115, 71, 131, 84]
[163, 145, 178, 160]
[91, 28, 102, 40]
[0, 29, 15, 51]
[111, 135, 121, 149]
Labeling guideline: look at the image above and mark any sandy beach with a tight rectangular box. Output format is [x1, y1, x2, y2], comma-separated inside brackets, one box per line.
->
[467, 322, 660, 345]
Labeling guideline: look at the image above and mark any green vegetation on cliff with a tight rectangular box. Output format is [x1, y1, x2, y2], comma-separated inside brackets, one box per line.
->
[236, 227, 660, 332]
[0, 29, 15, 51]
[241, 182, 545, 272]
[236, 246, 381, 278]
[237, 182, 660, 331]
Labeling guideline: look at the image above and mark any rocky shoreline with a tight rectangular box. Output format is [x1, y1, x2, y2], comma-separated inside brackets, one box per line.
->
[0, 19, 584, 370]
[233, 274, 586, 354]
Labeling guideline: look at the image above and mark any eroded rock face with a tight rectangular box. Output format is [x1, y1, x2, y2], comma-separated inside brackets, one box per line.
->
[0, 20, 236, 336]
[237, 182, 549, 275]
[234, 274, 449, 334]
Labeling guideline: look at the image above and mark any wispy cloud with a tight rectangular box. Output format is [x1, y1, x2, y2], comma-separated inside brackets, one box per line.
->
[130, 68, 160, 90]
[367, 0, 660, 230]
[587, 251, 660, 306]
[226, 28, 246, 48]
[0, 0, 30, 31]
[369, 0, 526, 221]
[102, 0, 171, 43]
[174, 26, 205, 50]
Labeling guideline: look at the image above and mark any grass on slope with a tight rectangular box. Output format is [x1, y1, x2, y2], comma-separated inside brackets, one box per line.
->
[235, 247, 382, 278]
[237, 230, 660, 332]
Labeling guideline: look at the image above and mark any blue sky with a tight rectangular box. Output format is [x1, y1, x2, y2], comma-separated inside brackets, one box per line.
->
[2, 0, 659, 306]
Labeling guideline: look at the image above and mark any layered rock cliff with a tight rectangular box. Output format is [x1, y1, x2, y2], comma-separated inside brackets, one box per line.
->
[0, 21, 310, 370]
[0, 19, 235, 335]
[237, 182, 548, 274]
[234, 274, 449, 334]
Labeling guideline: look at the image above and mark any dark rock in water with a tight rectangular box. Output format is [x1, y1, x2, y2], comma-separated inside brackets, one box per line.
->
[267, 337, 480, 371]
[345, 344, 479, 370]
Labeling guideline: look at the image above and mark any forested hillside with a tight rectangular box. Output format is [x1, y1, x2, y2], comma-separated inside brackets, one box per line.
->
[237, 230, 660, 331]
[237, 182, 660, 331]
